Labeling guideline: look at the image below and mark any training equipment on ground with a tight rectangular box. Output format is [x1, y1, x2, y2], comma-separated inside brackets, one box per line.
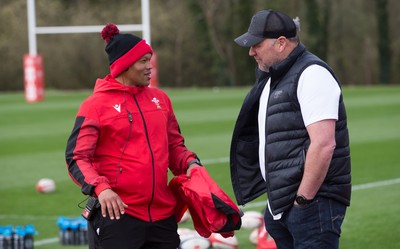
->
[249, 227, 259, 244]
[256, 219, 277, 249]
[208, 233, 239, 249]
[36, 178, 56, 193]
[241, 210, 263, 229]
[179, 228, 210, 249]
[0, 224, 37, 249]
[177, 228, 198, 241]
[57, 216, 88, 245]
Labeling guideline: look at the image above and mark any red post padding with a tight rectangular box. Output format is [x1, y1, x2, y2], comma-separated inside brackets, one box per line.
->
[149, 52, 159, 88]
[23, 54, 45, 102]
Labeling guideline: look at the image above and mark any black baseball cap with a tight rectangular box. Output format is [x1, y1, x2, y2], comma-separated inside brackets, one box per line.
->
[234, 10, 297, 47]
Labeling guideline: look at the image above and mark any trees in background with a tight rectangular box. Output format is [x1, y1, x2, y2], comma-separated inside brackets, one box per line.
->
[303, 0, 331, 61]
[375, 0, 391, 84]
[0, 0, 399, 91]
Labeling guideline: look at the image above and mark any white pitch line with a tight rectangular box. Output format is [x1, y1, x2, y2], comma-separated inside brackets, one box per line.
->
[352, 177, 400, 190]
[242, 177, 400, 209]
[202, 157, 229, 165]
[34, 238, 59, 246]
[0, 214, 59, 220]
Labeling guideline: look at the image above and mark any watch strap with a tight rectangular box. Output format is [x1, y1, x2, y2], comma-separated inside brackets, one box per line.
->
[187, 158, 202, 167]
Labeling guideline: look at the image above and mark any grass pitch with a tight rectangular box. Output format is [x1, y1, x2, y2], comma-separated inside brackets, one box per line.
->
[0, 86, 399, 248]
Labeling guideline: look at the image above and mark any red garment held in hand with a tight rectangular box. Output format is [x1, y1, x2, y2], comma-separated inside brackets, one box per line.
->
[169, 167, 242, 238]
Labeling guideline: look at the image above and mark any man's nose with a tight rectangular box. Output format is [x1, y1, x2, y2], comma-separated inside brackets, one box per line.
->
[249, 46, 256, 56]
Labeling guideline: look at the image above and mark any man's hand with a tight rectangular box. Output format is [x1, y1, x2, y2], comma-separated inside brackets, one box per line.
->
[98, 188, 128, 220]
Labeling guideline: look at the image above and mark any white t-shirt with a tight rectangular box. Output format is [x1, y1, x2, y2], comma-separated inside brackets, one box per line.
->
[258, 64, 341, 219]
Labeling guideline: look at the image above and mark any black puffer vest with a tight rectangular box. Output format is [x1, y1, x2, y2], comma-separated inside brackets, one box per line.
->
[230, 43, 351, 214]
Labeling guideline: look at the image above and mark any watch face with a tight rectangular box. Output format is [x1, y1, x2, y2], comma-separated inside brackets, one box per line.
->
[296, 196, 303, 204]
[296, 195, 308, 205]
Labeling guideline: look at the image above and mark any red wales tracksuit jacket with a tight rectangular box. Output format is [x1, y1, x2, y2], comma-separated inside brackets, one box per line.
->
[65, 75, 197, 222]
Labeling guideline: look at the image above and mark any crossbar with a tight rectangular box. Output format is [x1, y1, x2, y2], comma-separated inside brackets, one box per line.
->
[27, 0, 150, 55]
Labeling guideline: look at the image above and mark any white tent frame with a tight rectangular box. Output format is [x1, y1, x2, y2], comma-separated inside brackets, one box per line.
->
[27, 0, 151, 55]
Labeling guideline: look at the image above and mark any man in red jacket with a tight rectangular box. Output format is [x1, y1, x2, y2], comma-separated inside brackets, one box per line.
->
[65, 23, 201, 249]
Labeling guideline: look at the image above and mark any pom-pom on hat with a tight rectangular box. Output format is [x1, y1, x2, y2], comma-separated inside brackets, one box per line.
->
[101, 23, 153, 78]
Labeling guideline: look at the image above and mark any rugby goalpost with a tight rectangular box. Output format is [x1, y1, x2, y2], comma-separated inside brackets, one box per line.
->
[24, 0, 156, 102]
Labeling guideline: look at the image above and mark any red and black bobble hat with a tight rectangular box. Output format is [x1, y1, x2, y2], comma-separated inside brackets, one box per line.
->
[101, 23, 153, 78]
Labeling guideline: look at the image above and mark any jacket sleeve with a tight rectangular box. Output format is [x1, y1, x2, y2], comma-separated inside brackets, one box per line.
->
[164, 94, 198, 176]
[65, 100, 110, 196]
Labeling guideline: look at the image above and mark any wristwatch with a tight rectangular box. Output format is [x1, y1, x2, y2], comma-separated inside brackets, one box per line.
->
[295, 195, 313, 206]
[187, 158, 202, 167]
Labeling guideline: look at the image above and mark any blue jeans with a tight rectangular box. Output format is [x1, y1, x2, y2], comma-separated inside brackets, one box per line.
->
[264, 197, 347, 249]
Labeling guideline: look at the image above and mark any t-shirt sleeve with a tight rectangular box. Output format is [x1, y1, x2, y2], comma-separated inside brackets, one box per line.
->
[297, 65, 341, 127]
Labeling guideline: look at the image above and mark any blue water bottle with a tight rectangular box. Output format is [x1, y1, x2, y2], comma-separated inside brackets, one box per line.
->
[0, 226, 4, 249]
[79, 217, 88, 245]
[70, 218, 80, 245]
[24, 224, 36, 249]
[2, 226, 12, 249]
[57, 216, 69, 245]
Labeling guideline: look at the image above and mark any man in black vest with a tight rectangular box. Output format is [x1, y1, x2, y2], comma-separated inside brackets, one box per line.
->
[230, 10, 351, 249]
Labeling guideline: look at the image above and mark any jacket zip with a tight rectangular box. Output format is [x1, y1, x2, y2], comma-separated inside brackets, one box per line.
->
[134, 95, 155, 222]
